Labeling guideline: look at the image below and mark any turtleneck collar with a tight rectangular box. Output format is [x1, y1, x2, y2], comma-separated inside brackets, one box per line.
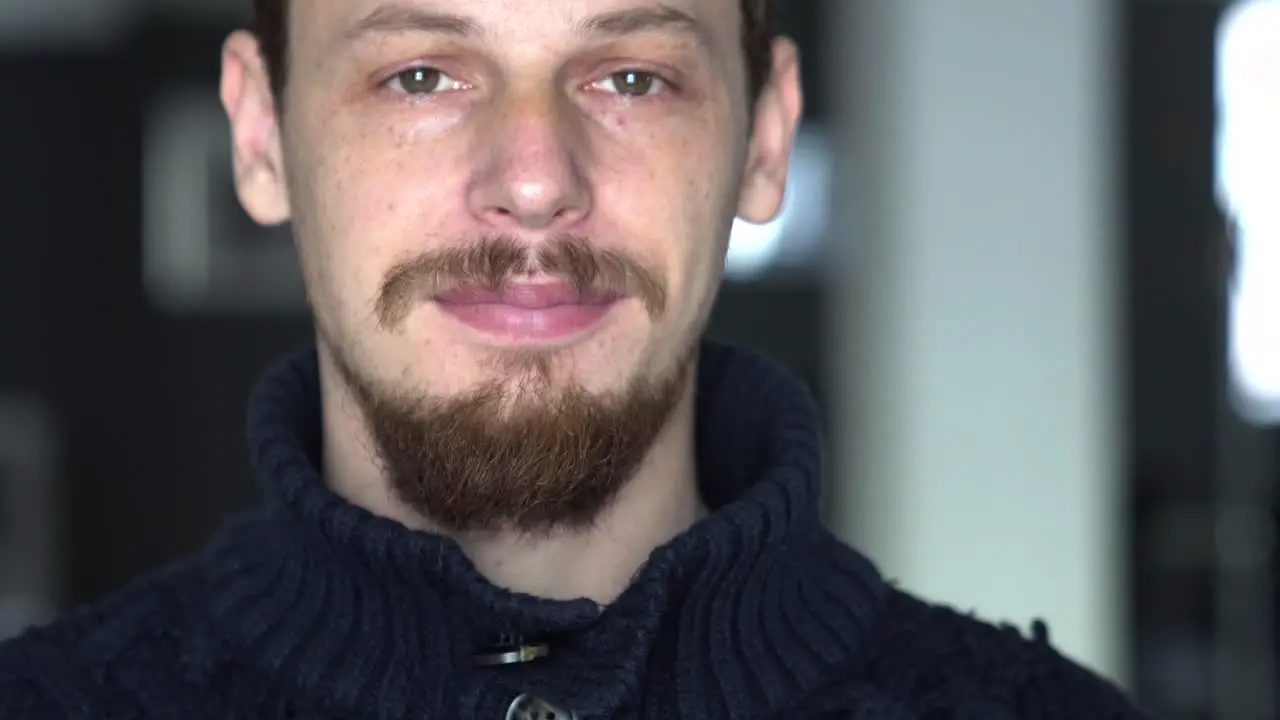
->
[202, 341, 887, 719]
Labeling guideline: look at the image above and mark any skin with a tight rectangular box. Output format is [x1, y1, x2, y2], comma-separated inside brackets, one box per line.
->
[219, 0, 803, 603]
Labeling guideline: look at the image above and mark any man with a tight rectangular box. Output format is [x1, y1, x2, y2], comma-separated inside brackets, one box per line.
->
[0, 1, 1151, 718]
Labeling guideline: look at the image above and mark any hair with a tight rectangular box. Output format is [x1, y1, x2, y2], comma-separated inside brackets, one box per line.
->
[250, 0, 778, 106]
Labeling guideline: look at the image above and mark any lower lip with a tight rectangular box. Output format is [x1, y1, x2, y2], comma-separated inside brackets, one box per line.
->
[436, 301, 617, 342]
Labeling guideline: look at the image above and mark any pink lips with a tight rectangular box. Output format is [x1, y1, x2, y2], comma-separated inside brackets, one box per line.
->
[434, 282, 620, 342]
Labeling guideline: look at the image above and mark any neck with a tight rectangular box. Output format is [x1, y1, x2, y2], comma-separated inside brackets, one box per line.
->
[320, 358, 706, 605]
[217, 341, 888, 720]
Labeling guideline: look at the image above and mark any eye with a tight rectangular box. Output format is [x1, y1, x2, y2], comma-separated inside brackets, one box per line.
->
[387, 67, 466, 95]
[593, 70, 668, 98]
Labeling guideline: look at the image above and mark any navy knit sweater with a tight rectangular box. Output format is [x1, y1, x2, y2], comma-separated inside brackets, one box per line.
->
[0, 343, 1149, 719]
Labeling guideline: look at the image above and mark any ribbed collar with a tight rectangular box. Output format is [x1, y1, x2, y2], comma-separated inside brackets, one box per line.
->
[203, 342, 886, 719]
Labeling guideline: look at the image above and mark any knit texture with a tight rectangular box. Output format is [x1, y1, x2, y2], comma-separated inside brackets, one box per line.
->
[0, 342, 1150, 719]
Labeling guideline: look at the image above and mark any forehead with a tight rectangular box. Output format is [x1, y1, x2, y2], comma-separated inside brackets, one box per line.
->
[292, 0, 743, 55]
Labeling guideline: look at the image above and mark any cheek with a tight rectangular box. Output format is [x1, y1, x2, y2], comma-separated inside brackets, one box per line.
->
[297, 143, 426, 313]
[657, 164, 736, 310]
[595, 138, 735, 323]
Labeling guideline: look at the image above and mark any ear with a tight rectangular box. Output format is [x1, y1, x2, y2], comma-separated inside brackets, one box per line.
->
[220, 30, 291, 226]
[736, 38, 804, 225]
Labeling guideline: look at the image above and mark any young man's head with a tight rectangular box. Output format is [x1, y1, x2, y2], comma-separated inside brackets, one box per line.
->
[220, 0, 802, 533]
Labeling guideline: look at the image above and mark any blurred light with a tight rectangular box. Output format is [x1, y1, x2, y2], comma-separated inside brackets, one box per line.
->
[725, 127, 830, 281]
[1218, 0, 1280, 425]
[0, 0, 126, 49]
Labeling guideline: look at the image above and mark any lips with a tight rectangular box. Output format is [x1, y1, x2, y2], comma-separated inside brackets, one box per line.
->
[435, 283, 620, 309]
[433, 282, 622, 343]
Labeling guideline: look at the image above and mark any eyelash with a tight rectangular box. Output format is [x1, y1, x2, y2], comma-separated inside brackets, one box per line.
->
[381, 65, 678, 101]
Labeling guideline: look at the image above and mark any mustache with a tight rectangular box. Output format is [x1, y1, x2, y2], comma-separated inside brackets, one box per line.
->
[376, 235, 667, 331]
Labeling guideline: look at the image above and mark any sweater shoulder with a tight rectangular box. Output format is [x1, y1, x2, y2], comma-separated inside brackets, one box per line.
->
[855, 587, 1154, 718]
[0, 559, 210, 717]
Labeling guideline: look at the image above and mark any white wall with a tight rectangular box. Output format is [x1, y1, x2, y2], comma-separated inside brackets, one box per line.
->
[827, 0, 1127, 684]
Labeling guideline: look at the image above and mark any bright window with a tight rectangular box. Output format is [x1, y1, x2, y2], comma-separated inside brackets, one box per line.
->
[1219, 0, 1280, 424]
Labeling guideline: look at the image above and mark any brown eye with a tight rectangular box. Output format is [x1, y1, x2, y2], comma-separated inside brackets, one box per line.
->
[390, 67, 459, 95]
[601, 70, 664, 97]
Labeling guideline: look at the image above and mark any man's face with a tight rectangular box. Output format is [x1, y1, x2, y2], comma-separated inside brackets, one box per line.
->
[223, 0, 801, 530]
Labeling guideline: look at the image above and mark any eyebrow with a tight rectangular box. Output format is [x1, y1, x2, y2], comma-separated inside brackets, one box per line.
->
[579, 5, 713, 50]
[337, 3, 713, 52]
[338, 5, 482, 45]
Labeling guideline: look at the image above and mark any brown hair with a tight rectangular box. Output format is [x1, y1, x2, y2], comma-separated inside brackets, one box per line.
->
[250, 0, 778, 106]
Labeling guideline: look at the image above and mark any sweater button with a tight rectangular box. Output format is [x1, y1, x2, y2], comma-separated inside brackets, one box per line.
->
[506, 694, 578, 720]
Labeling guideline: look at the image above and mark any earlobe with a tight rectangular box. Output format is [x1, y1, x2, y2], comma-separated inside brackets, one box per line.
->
[220, 30, 291, 226]
[736, 146, 788, 225]
[736, 38, 804, 225]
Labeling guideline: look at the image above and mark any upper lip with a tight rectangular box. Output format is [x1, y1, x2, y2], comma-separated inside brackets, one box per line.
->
[434, 282, 621, 309]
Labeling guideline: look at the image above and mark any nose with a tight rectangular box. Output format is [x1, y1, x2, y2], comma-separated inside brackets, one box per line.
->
[467, 95, 592, 231]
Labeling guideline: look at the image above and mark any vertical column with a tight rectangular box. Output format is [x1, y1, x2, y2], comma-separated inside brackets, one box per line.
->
[825, 0, 1127, 683]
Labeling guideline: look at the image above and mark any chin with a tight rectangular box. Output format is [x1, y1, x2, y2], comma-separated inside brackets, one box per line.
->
[439, 325, 645, 392]
[488, 347, 638, 397]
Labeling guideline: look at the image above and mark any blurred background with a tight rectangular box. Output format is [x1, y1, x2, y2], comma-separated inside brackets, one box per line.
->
[0, 0, 1272, 717]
